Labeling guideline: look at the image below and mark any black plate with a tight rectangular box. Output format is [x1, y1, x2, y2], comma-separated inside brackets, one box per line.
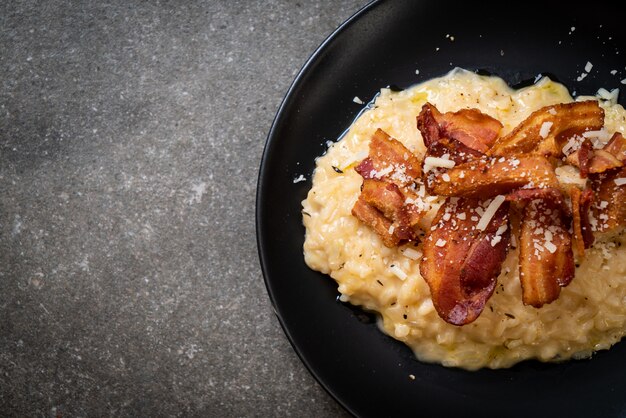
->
[256, 1, 626, 417]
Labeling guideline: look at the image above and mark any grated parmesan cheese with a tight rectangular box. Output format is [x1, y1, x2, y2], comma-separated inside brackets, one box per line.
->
[544, 241, 557, 254]
[582, 128, 612, 142]
[614, 178, 626, 186]
[353, 96, 364, 104]
[435, 239, 447, 247]
[390, 264, 408, 280]
[476, 195, 505, 231]
[562, 135, 583, 155]
[597, 87, 620, 105]
[423, 156, 456, 171]
[539, 121, 553, 138]
[402, 247, 422, 260]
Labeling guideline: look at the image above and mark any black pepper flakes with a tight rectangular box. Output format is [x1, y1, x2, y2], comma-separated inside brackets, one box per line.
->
[332, 166, 344, 174]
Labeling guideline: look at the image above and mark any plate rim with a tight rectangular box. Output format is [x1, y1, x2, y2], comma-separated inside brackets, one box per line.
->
[256, 1, 379, 415]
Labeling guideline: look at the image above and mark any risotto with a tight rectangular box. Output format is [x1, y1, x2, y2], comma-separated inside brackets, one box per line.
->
[302, 68, 626, 370]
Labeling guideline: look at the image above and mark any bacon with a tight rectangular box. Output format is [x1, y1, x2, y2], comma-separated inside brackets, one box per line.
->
[352, 129, 424, 247]
[425, 155, 558, 199]
[420, 197, 510, 325]
[570, 187, 595, 258]
[508, 188, 575, 307]
[591, 166, 626, 235]
[355, 128, 422, 184]
[488, 101, 604, 157]
[417, 103, 502, 162]
[603, 132, 626, 162]
[360, 179, 421, 241]
[575, 139, 594, 178]
[417, 103, 442, 150]
[352, 196, 400, 247]
[579, 190, 595, 249]
[567, 132, 626, 175]
[506, 187, 566, 207]
[590, 150, 624, 173]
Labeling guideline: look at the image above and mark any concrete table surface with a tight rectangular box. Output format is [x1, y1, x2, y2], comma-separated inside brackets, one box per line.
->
[1, 1, 368, 416]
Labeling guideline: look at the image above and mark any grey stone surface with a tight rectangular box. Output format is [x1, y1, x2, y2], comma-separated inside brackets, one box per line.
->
[0, 1, 367, 416]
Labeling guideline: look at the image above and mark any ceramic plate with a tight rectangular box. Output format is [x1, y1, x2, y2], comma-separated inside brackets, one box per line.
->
[257, 1, 626, 416]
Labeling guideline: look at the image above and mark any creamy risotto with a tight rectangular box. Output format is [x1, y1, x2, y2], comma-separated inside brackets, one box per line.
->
[302, 68, 626, 370]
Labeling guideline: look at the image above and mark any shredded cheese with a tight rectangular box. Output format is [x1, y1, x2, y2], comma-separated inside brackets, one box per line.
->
[539, 121, 553, 138]
[402, 247, 422, 260]
[583, 129, 611, 142]
[390, 264, 407, 280]
[423, 156, 456, 170]
[562, 136, 582, 155]
[544, 241, 557, 254]
[596, 87, 620, 105]
[476, 195, 505, 231]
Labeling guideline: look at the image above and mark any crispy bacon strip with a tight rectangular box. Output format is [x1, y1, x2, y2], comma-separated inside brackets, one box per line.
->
[591, 166, 626, 235]
[417, 103, 442, 150]
[488, 101, 604, 157]
[356, 128, 422, 184]
[352, 129, 424, 246]
[507, 187, 566, 208]
[580, 190, 595, 249]
[567, 132, 626, 175]
[604, 132, 626, 162]
[420, 197, 510, 325]
[417, 103, 502, 162]
[575, 139, 594, 178]
[360, 179, 421, 241]
[508, 188, 575, 307]
[425, 155, 558, 198]
[570, 187, 595, 258]
[352, 197, 399, 247]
